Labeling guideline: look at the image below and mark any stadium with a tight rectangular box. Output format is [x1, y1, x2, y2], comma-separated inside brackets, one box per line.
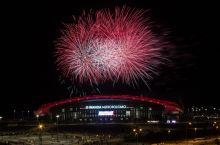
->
[35, 95, 183, 123]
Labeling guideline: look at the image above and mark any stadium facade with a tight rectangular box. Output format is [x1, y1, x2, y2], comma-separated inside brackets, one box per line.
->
[35, 95, 183, 123]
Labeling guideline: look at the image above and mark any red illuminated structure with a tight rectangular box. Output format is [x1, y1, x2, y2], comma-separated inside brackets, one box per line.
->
[35, 95, 183, 116]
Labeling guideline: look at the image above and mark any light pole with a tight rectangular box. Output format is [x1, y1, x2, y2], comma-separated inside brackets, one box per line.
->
[168, 129, 171, 140]
[186, 122, 192, 142]
[212, 122, 216, 137]
[36, 114, 39, 122]
[13, 109, 16, 120]
[133, 129, 137, 145]
[135, 132, 138, 145]
[0, 116, 2, 130]
[133, 128, 143, 145]
[27, 110, 30, 120]
[21, 110, 24, 120]
[0, 116, 2, 140]
[215, 125, 219, 136]
[56, 115, 60, 142]
[194, 128, 197, 139]
[38, 124, 44, 145]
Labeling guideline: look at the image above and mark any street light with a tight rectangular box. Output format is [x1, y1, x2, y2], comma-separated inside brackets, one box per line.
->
[133, 128, 143, 145]
[133, 129, 136, 132]
[0, 116, 2, 140]
[168, 129, 171, 133]
[215, 126, 219, 136]
[56, 115, 60, 142]
[13, 109, 16, 120]
[186, 122, 192, 142]
[38, 124, 44, 130]
[38, 124, 44, 145]
[27, 110, 30, 120]
[168, 129, 171, 140]
[188, 122, 192, 126]
[194, 128, 197, 139]
[0, 116, 2, 129]
[21, 110, 24, 120]
[36, 114, 39, 122]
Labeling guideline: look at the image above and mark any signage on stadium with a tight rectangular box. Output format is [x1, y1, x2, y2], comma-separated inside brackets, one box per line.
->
[85, 105, 126, 109]
[98, 111, 114, 116]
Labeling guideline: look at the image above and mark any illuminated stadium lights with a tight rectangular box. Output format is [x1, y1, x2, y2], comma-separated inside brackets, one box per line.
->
[166, 119, 176, 124]
[35, 95, 182, 116]
[35, 95, 183, 123]
[171, 120, 176, 123]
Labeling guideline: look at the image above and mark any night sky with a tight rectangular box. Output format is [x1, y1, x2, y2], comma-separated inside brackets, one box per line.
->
[1, 0, 219, 117]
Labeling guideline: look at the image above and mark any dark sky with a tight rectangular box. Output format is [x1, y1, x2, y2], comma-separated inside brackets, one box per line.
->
[1, 0, 219, 117]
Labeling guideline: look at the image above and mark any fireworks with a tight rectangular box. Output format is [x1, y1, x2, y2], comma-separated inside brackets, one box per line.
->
[55, 6, 166, 86]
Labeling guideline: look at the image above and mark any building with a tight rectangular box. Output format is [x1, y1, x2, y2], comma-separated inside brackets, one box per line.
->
[35, 95, 183, 123]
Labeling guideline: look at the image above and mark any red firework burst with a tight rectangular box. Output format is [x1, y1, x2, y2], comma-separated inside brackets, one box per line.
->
[55, 6, 165, 86]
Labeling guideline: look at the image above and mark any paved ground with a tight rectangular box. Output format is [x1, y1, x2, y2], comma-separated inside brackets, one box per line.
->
[150, 137, 220, 145]
[0, 132, 124, 145]
[0, 132, 220, 145]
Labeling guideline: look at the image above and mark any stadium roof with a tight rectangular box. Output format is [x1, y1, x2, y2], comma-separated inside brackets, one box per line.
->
[35, 95, 183, 116]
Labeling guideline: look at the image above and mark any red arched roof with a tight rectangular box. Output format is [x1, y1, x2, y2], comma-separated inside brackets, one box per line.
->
[35, 95, 183, 116]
